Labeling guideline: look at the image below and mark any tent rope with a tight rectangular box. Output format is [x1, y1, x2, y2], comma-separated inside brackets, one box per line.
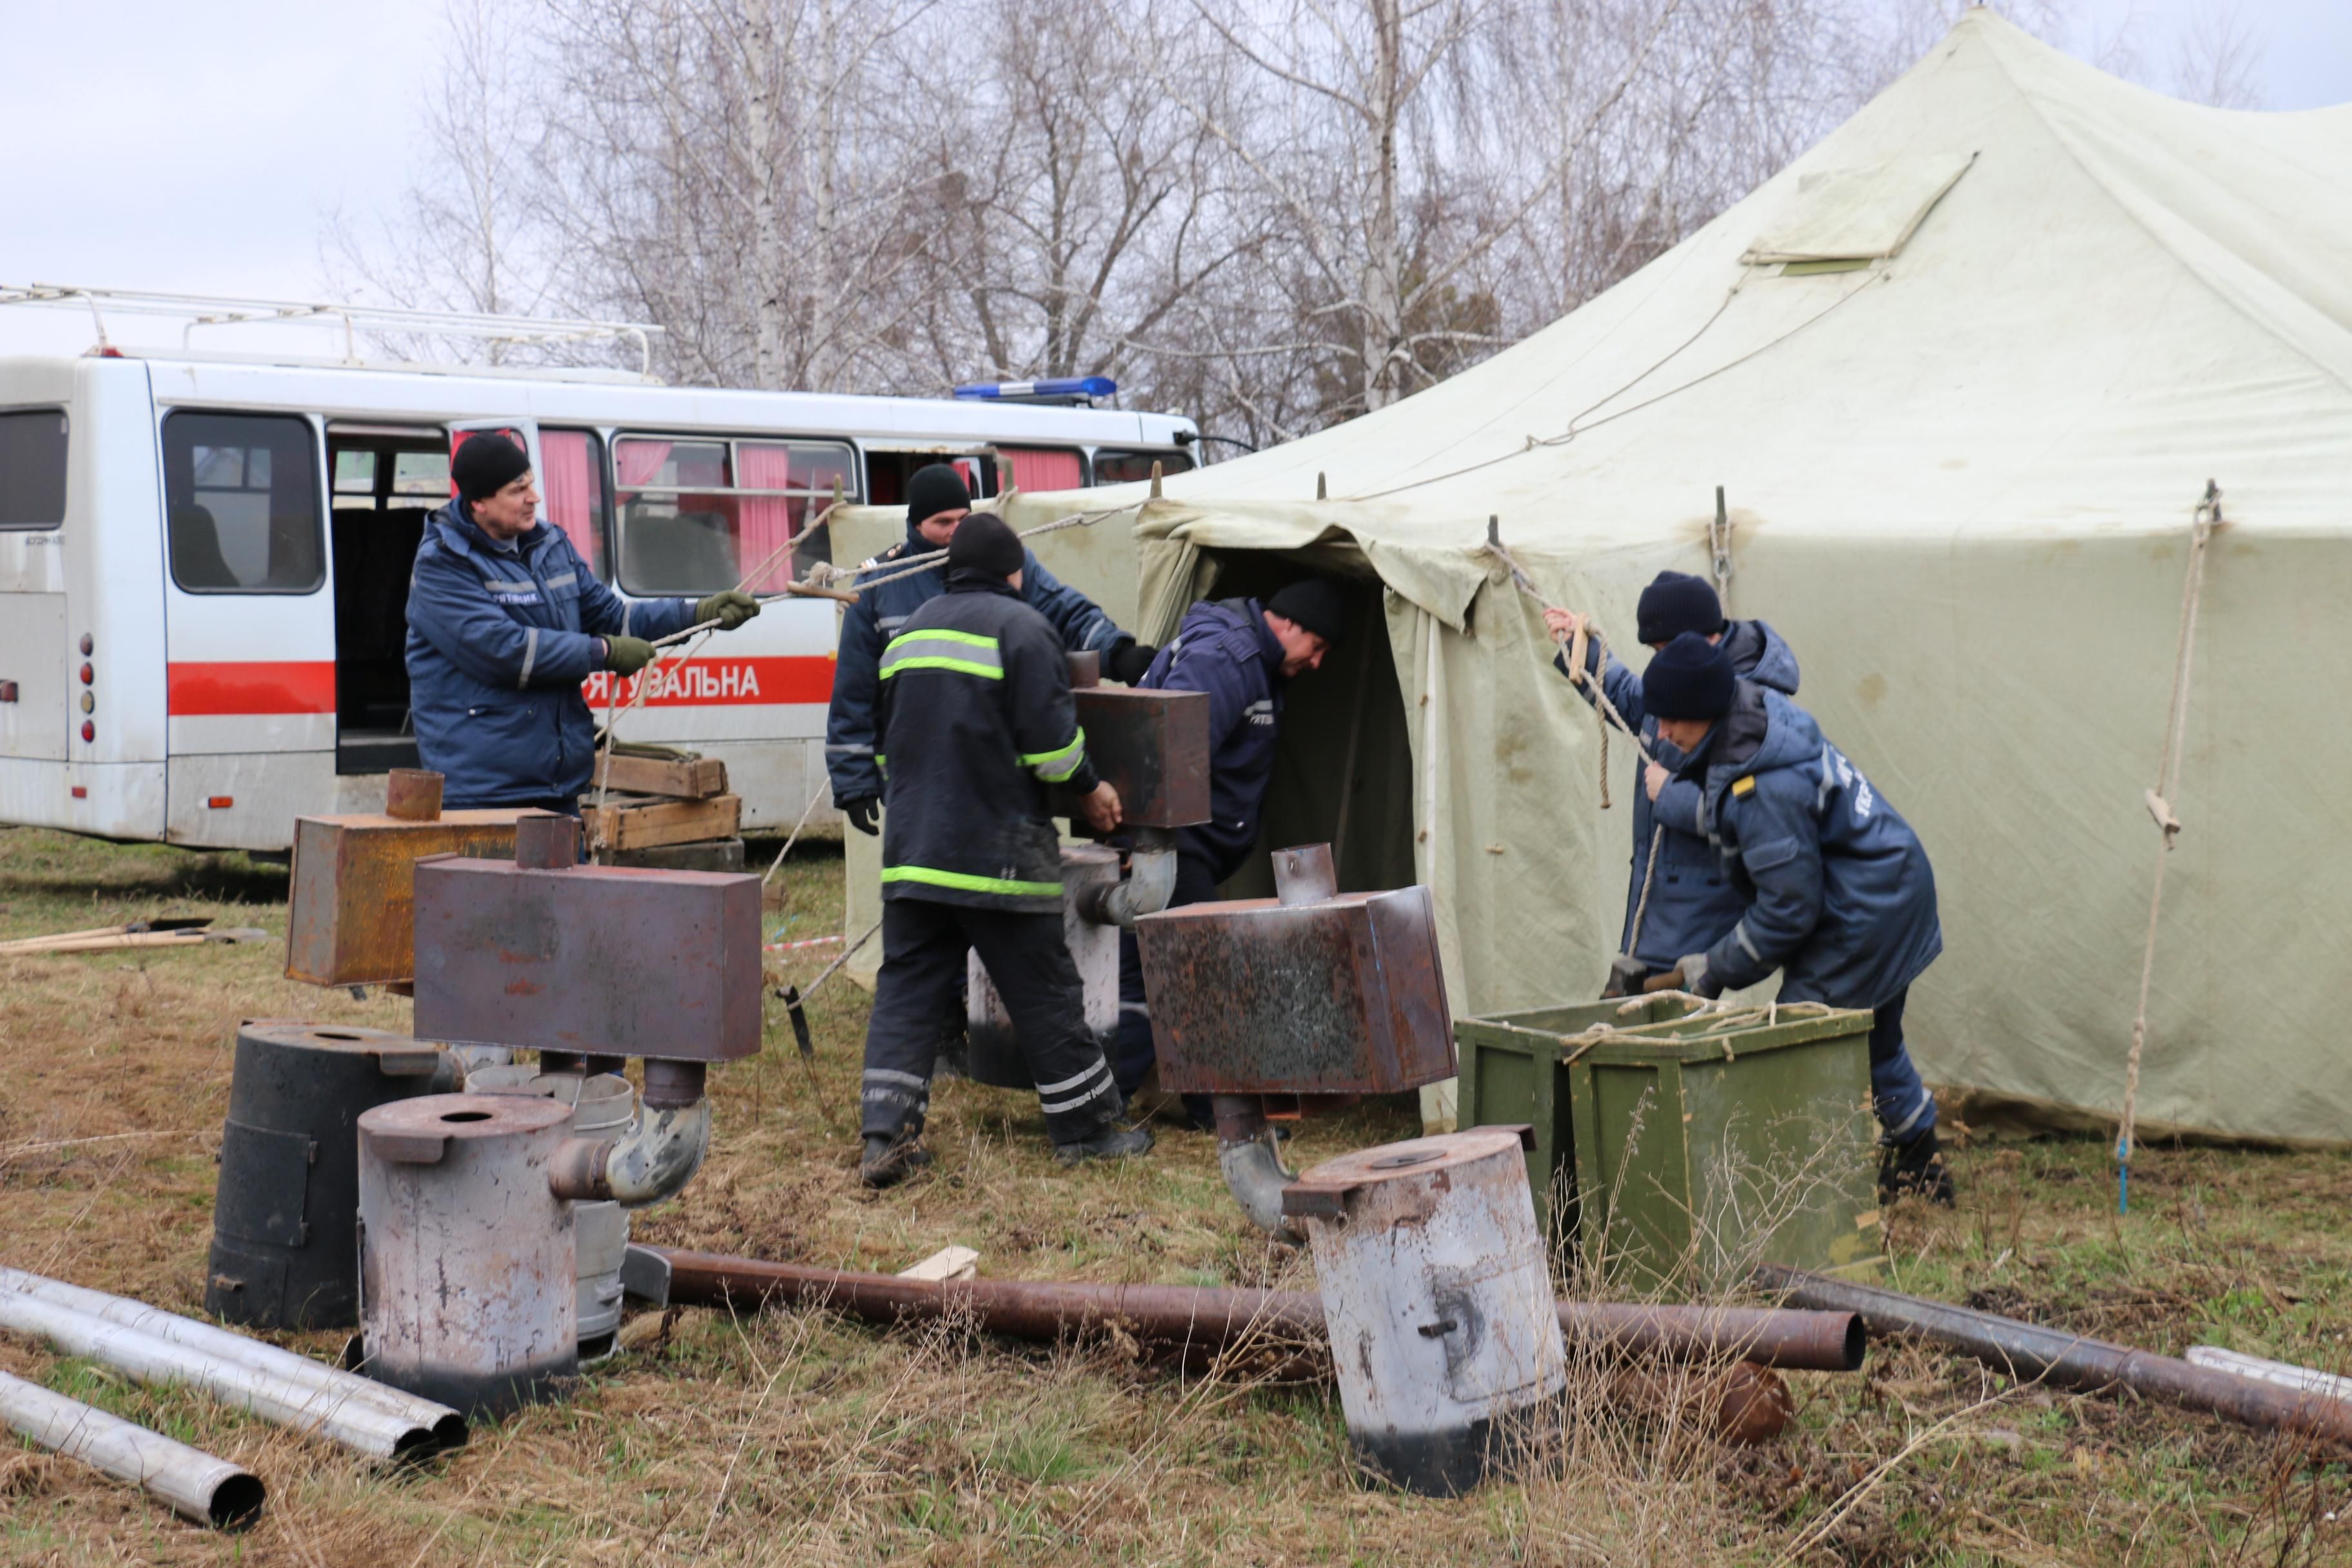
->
[801, 502, 1131, 596]
[2115, 479, 2222, 1213]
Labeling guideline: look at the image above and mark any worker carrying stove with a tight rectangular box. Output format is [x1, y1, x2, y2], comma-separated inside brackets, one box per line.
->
[1616, 632, 1954, 1204]
[1110, 576, 1346, 1103]
[856, 512, 1150, 1187]
[1544, 572, 1800, 1000]
[405, 433, 760, 813]
[828, 463, 1157, 836]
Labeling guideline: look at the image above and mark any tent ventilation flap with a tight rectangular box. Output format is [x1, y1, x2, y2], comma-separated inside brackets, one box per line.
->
[1743, 152, 1976, 266]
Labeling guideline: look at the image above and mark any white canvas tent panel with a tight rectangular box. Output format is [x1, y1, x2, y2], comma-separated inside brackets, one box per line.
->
[976, 10, 2352, 1143]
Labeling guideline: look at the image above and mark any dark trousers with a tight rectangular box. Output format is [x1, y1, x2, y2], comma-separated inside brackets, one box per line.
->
[1112, 854, 1224, 1097]
[1867, 987, 1937, 1145]
[861, 896, 1119, 1145]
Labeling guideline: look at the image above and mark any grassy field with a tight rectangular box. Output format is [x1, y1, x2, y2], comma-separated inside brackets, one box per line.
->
[1, 822, 2347, 1565]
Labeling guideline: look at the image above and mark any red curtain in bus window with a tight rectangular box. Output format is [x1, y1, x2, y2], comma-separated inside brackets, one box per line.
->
[999, 447, 1083, 494]
[614, 438, 672, 491]
[734, 442, 796, 592]
[538, 429, 603, 571]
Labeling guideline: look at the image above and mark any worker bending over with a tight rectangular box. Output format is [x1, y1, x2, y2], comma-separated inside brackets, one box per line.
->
[1636, 632, 1954, 1205]
[828, 464, 1155, 835]
[1110, 577, 1346, 1103]
[856, 514, 1146, 1187]
[1544, 571, 1799, 997]
[407, 433, 759, 812]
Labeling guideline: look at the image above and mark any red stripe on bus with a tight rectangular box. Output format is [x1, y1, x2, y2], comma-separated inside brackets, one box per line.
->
[167, 661, 338, 716]
[582, 656, 833, 709]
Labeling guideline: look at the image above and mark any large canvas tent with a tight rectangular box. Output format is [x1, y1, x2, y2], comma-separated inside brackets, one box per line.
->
[934, 8, 2352, 1144]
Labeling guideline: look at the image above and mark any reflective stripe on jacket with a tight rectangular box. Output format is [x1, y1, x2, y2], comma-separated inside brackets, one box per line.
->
[404, 500, 696, 806]
[875, 570, 1102, 913]
[826, 523, 1128, 804]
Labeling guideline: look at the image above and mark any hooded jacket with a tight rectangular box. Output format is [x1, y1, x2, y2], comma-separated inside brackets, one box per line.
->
[1693, 683, 1942, 1008]
[826, 513, 1129, 805]
[1558, 619, 1801, 965]
[874, 566, 1101, 914]
[1139, 597, 1288, 883]
[405, 500, 698, 806]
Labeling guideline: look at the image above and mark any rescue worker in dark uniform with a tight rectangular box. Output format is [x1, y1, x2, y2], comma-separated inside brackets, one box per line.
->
[1637, 632, 1954, 1204]
[406, 433, 760, 812]
[1543, 571, 1801, 995]
[827, 464, 1155, 834]
[857, 513, 1148, 1187]
[1109, 576, 1346, 1102]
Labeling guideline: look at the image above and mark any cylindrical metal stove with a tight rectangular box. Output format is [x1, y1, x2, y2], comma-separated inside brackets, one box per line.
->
[205, 1021, 457, 1329]
[966, 843, 1122, 1089]
[463, 1070, 635, 1361]
[1283, 1127, 1567, 1495]
[356, 1092, 578, 1416]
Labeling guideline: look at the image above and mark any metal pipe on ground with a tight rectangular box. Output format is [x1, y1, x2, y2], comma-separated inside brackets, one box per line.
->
[0, 1369, 264, 1530]
[0, 1282, 460, 1461]
[1756, 1263, 2352, 1448]
[1, 1266, 465, 1455]
[645, 1248, 1862, 1372]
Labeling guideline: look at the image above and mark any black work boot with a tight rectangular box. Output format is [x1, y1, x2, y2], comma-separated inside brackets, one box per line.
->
[859, 1133, 933, 1190]
[1053, 1124, 1155, 1166]
[1879, 1127, 1955, 1207]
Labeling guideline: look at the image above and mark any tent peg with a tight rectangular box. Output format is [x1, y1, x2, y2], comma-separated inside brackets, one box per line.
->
[1317, 471, 1328, 500]
[1150, 460, 1163, 499]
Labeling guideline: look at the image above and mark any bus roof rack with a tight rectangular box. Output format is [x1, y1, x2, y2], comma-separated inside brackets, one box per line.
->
[0, 284, 667, 379]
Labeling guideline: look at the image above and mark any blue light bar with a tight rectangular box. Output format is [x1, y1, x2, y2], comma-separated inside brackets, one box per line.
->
[952, 375, 1117, 402]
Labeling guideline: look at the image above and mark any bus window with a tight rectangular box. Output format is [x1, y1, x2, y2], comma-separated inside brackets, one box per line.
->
[999, 447, 1084, 493]
[1090, 449, 1192, 486]
[0, 409, 68, 528]
[164, 411, 323, 593]
[539, 428, 607, 574]
[613, 435, 856, 595]
[390, 450, 448, 498]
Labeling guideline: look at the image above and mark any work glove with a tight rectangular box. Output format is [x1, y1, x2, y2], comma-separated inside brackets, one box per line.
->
[1644, 953, 1719, 999]
[1600, 954, 1649, 1000]
[1107, 638, 1159, 686]
[695, 590, 761, 631]
[839, 796, 881, 836]
[603, 636, 656, 676]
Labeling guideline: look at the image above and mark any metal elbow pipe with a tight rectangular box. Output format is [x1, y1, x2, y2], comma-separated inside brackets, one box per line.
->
[1213, 1094, 1305, 1245]
[549, 1061, 712, 1209]
[1079, 829, 1180, 929]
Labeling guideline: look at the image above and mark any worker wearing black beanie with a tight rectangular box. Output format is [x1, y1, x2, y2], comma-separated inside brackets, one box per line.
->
[1635, 571, 1725, 647]
[450, 432, 532, 503]
[1640, 631, 1736, 723]
[903, 463, 973, 542]
[945, 511, 1025, 582]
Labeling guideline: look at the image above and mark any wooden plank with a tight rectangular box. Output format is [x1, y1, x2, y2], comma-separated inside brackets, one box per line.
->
[584, 794, 742, 852]
[896, 1246, 980, 1282]
[592, 752, 729, 799]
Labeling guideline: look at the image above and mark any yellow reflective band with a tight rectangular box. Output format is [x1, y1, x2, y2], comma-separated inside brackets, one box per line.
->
[882, 865, 1062, 898]
[1731, 776, 1757, 798]
[1021, 727, 1087, 783]
[883, 628, 998, 653]
[878, 656, 1004, 680]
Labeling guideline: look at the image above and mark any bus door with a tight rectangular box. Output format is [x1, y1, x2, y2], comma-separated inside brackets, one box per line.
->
[159, 407, 336, 847]
[602, 431, 859, 828]
[324, 422, 453, 774]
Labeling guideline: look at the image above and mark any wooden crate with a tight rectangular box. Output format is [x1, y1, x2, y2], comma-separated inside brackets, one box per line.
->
[591, 752, 729, 799]
[582, 793, 742, 852]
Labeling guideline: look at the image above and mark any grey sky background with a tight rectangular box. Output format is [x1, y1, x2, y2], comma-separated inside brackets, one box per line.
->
[0, 0, 2344, 360]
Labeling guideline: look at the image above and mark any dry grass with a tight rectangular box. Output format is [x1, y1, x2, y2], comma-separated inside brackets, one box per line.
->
[3, 822, 2350, 1565]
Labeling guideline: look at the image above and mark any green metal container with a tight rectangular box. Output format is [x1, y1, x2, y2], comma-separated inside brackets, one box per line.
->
[1456, 997, 1883, 1291]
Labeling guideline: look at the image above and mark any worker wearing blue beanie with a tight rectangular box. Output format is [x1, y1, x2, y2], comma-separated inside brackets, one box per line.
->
[1640, 631, 1736, 720]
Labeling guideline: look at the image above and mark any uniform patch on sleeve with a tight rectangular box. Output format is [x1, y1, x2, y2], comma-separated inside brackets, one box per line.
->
[1730, 776, 1757, 798]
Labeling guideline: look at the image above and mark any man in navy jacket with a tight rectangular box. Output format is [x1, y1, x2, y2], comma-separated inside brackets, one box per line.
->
[405, 434, 760, 811]
[827, 464, 1153, 834]
[1639, 633, 1954, 1204]
[1110, 577, 1346, 1101]
[1544, 572, 1801, 996]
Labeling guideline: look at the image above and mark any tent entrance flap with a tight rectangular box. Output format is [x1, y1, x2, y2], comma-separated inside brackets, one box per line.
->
[1182, 551, 1415, 903]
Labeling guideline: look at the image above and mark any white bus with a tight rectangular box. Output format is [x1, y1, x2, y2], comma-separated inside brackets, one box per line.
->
[0, 332, 1195, 852]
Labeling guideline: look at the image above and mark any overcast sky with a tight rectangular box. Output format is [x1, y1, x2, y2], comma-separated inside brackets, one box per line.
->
[0, 0, 2343, 359]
